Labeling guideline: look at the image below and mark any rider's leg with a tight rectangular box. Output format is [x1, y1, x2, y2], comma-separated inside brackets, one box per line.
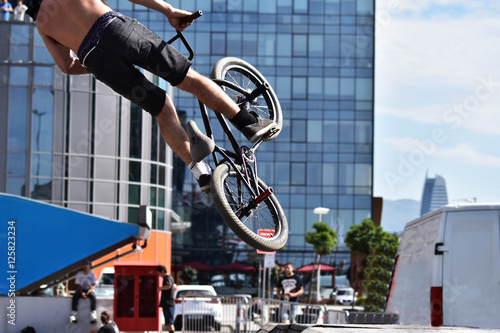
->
[176, 68, 240, 118]
[155, 93, 192, 165]
[154, 92, 211, 192]
[176, 68, 278, 143]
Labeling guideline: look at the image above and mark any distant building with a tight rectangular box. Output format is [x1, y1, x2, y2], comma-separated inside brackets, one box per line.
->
[420, 174, 448, 216]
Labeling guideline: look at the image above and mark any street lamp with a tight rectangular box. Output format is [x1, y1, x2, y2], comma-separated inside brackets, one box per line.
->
[312, 207, 330, 301]
[313, 207, 330, 222]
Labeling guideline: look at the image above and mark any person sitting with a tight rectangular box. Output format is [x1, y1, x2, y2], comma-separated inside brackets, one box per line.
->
[70, 260, 97, 323]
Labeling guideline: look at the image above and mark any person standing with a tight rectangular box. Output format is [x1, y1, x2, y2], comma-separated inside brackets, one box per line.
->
[277, 262, 304, 323]
[156, 265, 176, 333]
[0, 0, 13, 21]
[13, 0, 27, 21]
[70, 260, 97, 323]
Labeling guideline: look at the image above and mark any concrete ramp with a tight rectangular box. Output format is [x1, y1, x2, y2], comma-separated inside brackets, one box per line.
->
[0, 193, 139, 295]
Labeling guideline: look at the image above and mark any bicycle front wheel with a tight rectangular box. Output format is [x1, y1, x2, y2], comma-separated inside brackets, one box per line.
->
[211, 164, 288, 252]
[212, 57, 283, 138]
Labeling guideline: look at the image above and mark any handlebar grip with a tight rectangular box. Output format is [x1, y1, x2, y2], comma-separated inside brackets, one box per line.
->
[180, 10, 203, 25]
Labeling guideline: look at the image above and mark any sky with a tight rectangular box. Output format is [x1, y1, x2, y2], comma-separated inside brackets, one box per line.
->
[374, 0, 500, 203]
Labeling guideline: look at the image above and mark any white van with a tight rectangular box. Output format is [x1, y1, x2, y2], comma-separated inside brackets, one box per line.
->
[385, 204, 500, 329]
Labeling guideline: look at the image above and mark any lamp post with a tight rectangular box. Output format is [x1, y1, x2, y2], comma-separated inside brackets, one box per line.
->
[312, 207, 330, 301]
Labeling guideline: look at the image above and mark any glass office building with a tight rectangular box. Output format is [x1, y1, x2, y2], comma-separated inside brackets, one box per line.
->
[0, 0, 375, 269]
[163, 0, 376, 267]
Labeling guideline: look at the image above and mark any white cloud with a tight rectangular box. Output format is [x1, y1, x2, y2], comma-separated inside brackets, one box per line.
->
[383, 137, 500, 167]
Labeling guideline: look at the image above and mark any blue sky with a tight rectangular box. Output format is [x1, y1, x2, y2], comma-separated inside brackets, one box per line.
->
[374, 0, 500, 203]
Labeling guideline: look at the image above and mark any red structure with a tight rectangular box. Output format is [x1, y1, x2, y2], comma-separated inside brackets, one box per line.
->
[114, 261, 162, 332]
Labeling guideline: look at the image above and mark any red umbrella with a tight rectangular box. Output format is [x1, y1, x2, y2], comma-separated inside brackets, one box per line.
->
[296, 264, 336, 273]
[215, 262, 256, 272]
[172, 261, 215, 272]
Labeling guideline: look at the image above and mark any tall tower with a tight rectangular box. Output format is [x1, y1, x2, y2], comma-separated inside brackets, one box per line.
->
[420, 174, 449, 216]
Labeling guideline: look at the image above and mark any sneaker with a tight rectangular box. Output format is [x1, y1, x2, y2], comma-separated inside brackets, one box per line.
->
[69, 311, 78, 323]
[197, 174, 211, 194]
[241, 113, 279, 143]
[90, 310, 97, 323]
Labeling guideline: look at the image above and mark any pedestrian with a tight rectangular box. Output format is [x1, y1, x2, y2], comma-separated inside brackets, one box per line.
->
[26, 0, 278, 193]
[156, 265, 176, 333]
[277, 262, 304, 323]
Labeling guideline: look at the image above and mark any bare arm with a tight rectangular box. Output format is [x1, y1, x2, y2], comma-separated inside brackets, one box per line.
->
[127, 0, 193, 30]
[39, 31, 90, 75]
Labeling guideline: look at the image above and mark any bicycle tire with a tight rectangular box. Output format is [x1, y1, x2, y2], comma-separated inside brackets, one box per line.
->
[211, 163, 288, 252]
[212, 57, 283, 138]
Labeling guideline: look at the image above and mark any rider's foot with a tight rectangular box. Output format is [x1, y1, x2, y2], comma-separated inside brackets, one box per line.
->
[189, 161, 212, 194]
[233, 110, 279, 143]
[187, 120, 215, 162]
[197, 174, 211, 194]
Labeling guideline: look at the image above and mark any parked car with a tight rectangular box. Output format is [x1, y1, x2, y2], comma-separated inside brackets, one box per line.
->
[94, 267, 115, 298]
[333, 287, 357, 305]
[174, 285, 222, 331]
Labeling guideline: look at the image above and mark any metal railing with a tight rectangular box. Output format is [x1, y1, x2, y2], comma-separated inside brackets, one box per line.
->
[178, 295, 326, 333]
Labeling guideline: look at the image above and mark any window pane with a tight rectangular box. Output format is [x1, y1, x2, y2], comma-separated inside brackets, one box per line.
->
[307, 120, 322, 142]
[31, 153, 52, 177]
[8, 87, 28, 151]
[34, 66, 54, 86]
[10, 67, 28, 85]
[8, 153, 26, 176]
[293, 35, 307, 57]
[291, 162, 305, 185]
[32, 88, 54, 152]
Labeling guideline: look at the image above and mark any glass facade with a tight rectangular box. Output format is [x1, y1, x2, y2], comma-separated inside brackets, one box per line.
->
[161, 0, 374, 267]
[0, 0, 375, 269]
[0, 20, 175, 230]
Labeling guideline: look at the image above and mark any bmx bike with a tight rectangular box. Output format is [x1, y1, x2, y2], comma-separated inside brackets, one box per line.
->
[168, 11, 288, 252]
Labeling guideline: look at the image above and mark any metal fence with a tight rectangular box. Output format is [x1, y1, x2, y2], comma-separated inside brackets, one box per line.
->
[178, 295, 327, 333]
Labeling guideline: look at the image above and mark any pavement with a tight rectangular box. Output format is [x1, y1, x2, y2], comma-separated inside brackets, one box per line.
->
[256, 323, 500, 333]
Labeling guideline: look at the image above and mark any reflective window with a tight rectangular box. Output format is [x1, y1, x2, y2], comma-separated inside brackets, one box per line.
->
[8, 87, 28, 151]
[291, 162, 306, 185]
[7, 177, 26, 196]
[32, 89, 54, 152]
[293, 35, 307, 57]
[34, 66, 53, 86]
[31, 153, 52, 178]
[10, 66, 28, 85]
[259, 0, 277, 13]
[7, 152, 26, 176]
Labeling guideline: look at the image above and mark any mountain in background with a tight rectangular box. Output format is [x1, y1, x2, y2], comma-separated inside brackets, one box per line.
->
[380, 199, 420, 233]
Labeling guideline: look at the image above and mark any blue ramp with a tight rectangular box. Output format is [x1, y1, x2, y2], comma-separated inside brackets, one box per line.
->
[0, 193, 138, 295]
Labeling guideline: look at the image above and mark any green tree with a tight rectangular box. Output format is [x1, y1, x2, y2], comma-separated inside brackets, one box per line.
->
[305, 222, 338, 303]
[181, 266, 198, 284]
[345, 218, 399, 312]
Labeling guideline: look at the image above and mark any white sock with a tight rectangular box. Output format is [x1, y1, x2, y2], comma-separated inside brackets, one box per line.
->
[189, 161, 211, 180]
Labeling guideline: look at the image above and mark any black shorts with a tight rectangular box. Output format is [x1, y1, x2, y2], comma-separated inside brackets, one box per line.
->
[82, 13, 192, 116]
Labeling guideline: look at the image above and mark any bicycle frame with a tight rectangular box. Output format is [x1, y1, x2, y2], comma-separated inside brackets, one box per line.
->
[168, 30, 273, 203]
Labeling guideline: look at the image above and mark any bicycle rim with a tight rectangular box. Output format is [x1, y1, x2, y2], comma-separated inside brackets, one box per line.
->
[212, 57, 283, 133]
[211, 164, 288, 252]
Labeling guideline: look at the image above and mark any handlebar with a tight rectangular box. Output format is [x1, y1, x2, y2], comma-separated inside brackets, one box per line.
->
[167, 10, 203, 61]
[179, 10, 203, 25]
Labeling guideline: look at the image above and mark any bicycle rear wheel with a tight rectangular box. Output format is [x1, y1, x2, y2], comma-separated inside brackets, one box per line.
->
[211, 164, 288, 252]
[212, 57, 283, 138]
